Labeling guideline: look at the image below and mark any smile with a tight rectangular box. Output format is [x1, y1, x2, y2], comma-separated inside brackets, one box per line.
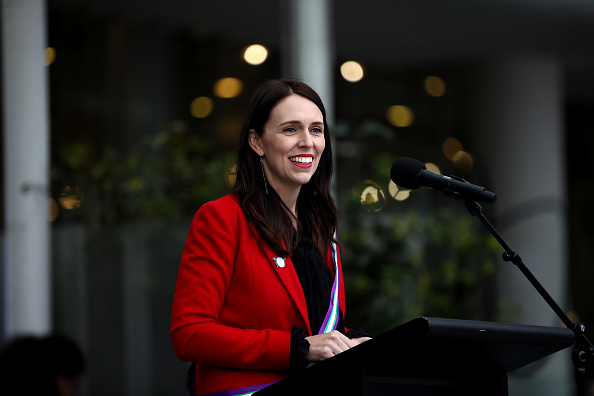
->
[289, 155, 314, 168]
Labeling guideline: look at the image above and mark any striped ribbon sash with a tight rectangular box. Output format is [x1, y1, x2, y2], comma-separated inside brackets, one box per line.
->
[201, 382, 276, 396]
[318, 236, 340, 335]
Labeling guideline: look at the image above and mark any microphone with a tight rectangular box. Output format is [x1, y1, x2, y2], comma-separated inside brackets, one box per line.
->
[390, 157, 497, 204]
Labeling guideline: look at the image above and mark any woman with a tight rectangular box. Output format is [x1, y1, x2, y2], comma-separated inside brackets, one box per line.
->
[170, 79, 370, 396]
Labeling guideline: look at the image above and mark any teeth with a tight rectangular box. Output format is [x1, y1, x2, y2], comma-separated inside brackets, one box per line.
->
[290, 156, 313, 164]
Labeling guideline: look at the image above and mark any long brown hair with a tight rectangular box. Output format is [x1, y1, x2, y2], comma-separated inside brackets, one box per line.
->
[231, 79, 337, 259]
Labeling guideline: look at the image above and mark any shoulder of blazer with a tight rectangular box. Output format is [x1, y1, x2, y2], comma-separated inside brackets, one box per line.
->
[197, 194, 260, 240]
[200, 193, 241, 213]
[195, 195, 245, 226]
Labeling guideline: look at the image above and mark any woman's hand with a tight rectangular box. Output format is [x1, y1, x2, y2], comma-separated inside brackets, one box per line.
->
[350, 336, 372, 346]
[304, 331, 357, 362]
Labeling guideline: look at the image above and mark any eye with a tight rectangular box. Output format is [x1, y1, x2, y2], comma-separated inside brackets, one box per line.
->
[283, 126, 297, 133]
[311, 127, 324, 134]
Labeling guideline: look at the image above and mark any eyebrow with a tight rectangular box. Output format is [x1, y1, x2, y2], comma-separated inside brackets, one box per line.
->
[277, 120, 324, 127]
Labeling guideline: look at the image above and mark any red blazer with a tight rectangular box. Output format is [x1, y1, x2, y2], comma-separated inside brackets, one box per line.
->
[170, 194, 347, 395]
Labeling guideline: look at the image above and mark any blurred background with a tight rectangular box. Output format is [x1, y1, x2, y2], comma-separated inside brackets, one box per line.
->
[2, 0, 594, 395]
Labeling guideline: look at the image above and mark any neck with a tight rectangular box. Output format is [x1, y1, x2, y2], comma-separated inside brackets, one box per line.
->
[274, 185, 300, 218]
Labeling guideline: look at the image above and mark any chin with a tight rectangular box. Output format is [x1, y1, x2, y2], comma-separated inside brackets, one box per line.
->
[294, 176, 314, 186]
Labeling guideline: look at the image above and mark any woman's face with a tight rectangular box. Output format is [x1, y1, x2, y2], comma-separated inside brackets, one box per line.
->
[249, 94, 325, 195]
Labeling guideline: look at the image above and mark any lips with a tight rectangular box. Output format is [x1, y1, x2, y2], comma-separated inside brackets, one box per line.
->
[289, 154, 314, 168]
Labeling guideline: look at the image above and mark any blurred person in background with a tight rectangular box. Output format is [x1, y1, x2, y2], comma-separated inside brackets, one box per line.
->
[170, 79, 370, 396]
[0, 334, 85, 396]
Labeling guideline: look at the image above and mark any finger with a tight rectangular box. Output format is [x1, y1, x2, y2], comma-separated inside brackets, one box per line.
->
[335, 331, 358, 349]
[335, 334, 354, 351]
[326, 331, 354, 354]
[305, 331, 356, 361]
[351, 336, 372, 346]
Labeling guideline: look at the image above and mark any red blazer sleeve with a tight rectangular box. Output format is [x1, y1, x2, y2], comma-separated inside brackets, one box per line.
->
[169, 197, 293, 371]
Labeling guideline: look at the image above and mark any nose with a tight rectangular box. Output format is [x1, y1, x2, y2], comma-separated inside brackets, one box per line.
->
[298, 130, 313, 148]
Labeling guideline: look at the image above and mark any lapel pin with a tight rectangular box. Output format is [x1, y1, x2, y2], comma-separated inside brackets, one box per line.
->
[273, 256, 285, 268]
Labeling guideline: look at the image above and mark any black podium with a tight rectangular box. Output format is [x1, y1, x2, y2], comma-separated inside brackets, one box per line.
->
[257, 317, 575, 396]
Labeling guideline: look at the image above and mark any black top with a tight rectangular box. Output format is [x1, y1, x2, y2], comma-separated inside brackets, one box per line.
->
[291, 210, 344, 335]
[288, 209, 370, 371]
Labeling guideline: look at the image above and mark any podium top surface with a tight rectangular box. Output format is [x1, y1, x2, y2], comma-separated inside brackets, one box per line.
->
[408, 316, 574, 346]
[370, 316, 575, 373]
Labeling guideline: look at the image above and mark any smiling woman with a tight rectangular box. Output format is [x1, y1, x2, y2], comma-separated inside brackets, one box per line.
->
[247, 94, 326, 211]
[170, 79, 370, 396]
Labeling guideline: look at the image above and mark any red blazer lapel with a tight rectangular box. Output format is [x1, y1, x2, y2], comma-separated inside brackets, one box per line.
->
[248, 223, 311, 335]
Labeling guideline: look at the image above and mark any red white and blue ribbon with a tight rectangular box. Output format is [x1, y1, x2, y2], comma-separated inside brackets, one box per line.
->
[318, 235, 340, 335]
[202, 382, 276, 396]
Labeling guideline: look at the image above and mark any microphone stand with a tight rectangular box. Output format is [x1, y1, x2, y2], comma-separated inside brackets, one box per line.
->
[460, 197, 593, 396]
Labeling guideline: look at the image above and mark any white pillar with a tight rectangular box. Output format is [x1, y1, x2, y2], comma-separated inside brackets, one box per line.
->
[471, 56, 571, 395]
[282, 0, 334, 123]
[1, 0, 51, 337]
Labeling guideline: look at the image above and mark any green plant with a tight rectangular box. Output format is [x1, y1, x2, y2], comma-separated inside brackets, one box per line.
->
[339, 193, 500, 335]
[52, 120, 235, 225]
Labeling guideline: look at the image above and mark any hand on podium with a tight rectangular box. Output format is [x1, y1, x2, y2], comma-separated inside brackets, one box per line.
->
[305, 331, 371, 362]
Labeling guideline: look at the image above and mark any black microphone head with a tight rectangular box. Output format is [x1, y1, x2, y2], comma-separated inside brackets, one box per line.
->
[390, 157, 426, 189]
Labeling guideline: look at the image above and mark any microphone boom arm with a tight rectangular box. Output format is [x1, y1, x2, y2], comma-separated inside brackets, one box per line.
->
[462, 199, 593, 396]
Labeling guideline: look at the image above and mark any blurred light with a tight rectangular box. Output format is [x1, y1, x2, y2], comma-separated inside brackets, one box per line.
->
[360, 181, 385, 211]
[59, 186, 83, 209]
[48, 198, 59, 222]
[225, 165, 237, 187]
[44, 47, 56, 66]
[190, 96, 214, 118]
[214, 77, 243, 98]
[424, 75, 446, 97]
[567, 310, 580, 324]
[340, 61, 364, 82]
[388, 180, 411, 201]
[59, 196, 82, 209]
[442, 137, 463, 160]
[453, 151, 474, 172]
[243, 44, 268, 65]
[425, 162, 441, 174]
[386, 105, 414, 127]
